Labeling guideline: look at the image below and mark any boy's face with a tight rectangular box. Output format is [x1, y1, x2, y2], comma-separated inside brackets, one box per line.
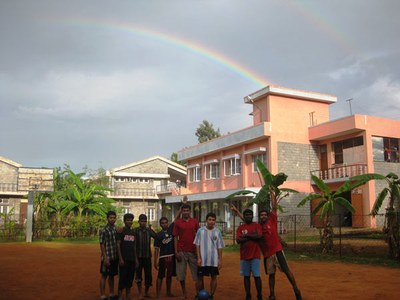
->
[139, 219, 147, 228]
[124, 218, 133, 228]
[107, 214, 116, 226]
[160, 219, 169, 230]
[206, 216, 216, 229]
[259, 211, 268, 224]
[244, 212, 253, 224]
[182, 208, 191, 219]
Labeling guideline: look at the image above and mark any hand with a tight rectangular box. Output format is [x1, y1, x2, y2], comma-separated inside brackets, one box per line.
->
[154, 262, 159, 270]
[104, 257, 110, 267]
[119, 258, 125, 267]
[197, 257, 202, 267]
[218, 260, 222, 270]
[175, 252, 182, 262]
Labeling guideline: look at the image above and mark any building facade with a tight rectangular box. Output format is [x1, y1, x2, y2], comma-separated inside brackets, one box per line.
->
[166, 85, 400, 230]
[108, 156, 186, 225]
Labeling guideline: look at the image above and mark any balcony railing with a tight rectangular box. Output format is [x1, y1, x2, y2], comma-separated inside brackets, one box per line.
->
[156, 182, 187, 194]
[110, 188, 156, 198]
[0, 183, 18, 192]
[311, 164, 368, 182]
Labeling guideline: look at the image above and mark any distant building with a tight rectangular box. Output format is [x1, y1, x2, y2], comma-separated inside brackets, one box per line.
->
[108, 155, 186, 225]
[0, 156, 53, 224]
[166, 85, 400, 229]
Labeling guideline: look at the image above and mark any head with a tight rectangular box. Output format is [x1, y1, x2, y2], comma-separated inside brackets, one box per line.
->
[181, 203, 191, 219]
[123, 213, 134, 228]
[243, 209, 254, 224]
[159, 217, 169, 230]
[205, 212, 216, 229]
[138, 214, 147, 228]
[106, 211, 117, 226]
[259, 209, 269, 224]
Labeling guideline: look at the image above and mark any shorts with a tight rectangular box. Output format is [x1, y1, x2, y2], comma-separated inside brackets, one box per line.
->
[157, 255, 176, 279]
[176, 251, 198, 282]
[264, 251, 289, 275]
[100, 259, 118, 277]
[118, 260, 136, 290]
[198, 266, 219, 277]
[240, 258, 261, 277]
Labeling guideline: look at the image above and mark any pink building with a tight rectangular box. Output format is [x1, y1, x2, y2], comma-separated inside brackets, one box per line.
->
[166, 85, 400, 229]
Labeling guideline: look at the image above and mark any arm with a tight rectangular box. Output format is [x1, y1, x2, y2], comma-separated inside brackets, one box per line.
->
[196, 244, 202, 266]
[173, 196, 188, 222]
[153, 246, 160, 270]
[218, 248, 222, 270]
[231, 204, 244, 221]
[174, 235, 182, 262]
[117, 239, 124, 266]
[100, 243, 109, 266]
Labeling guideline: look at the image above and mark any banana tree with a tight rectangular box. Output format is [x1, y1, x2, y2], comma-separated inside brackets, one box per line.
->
[226, 159, 298, 212]
[351, 172, 400, 259]
[297, 175, 357, 253]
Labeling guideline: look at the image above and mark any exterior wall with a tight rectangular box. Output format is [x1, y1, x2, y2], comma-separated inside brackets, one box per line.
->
[373, 161, 400, 213]
[0, 161, 19, 191]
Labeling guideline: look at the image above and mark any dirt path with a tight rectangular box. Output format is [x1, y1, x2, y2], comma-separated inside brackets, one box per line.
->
[0, 243, 399, 300]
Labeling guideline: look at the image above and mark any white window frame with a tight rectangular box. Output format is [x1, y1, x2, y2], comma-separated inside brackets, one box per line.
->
[205, 162, 220, 180]
[252, 153, 267, 172]
[147, 208, 156, 221]
[188, 164, 202, 182]
[223, 154, 241, 176]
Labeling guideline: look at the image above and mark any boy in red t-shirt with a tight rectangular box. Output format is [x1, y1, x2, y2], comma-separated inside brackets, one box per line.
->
[236, 209, 263, 300]
[172, 200, 200, 299]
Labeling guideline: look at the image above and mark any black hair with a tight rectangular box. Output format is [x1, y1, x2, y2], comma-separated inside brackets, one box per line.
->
[181, 203, 191, 210]
[107, 211, 116, 218]
[206, 212, 216, 220]
[259, 209, 269, 216]
[159, 217, 168, 225]
[243, 209, 253, 216]
[123, 213, 134, 221]
[138, 214, 147, 221]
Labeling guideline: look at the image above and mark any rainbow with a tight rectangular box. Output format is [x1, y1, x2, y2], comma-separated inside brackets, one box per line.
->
[59, 18, 271, 88]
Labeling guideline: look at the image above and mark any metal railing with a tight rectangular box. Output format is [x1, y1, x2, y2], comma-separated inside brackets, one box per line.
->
[0, 183, 18, 192]
[311, 164, 368, 181]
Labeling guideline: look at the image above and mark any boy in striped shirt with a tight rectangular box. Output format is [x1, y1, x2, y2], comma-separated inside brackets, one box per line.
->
[193, 212, 225, 300]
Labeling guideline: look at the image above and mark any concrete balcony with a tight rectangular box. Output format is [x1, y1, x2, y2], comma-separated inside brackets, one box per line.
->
[110, 187, 156, 199]
[311, 164, 368, 183]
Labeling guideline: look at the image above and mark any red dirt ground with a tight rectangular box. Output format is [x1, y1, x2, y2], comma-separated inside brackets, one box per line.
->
[0, 243, 399, 300]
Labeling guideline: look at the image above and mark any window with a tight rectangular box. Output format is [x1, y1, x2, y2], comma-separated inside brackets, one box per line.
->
[122, 200, 130, 207]
[123, 208, 131, 214]
[205, 163, 220, 179]
[0, 205, 8, 214]
[224, 155, 241, 176]
[252, 153, 267, 172]
[139, 178, 149, 183]
[147, 208, 156, 221]
[333, 136, 364, 164]
[188, 165, 202, 182]
[373, 136, 399, 162]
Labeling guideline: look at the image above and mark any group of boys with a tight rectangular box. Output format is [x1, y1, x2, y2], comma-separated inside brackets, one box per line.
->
[231, 202, 302, 300]
[99, 196, 225, 300]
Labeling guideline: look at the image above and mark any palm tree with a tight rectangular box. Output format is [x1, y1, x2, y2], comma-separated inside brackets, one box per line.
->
[351, 172, 400, 259]
[227, 159, 298, 212]
[297, 175, 357, 253]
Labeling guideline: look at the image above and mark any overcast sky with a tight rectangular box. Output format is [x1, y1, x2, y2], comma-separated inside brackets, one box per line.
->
[1, 0, 399, 172]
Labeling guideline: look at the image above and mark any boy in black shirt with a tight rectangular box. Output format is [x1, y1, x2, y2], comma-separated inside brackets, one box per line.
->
[117, 213, 138, 300]
[134, 214, 157, 299]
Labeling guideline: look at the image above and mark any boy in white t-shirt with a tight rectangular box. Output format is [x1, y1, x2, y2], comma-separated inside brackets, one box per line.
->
[193, 212, 225, 299]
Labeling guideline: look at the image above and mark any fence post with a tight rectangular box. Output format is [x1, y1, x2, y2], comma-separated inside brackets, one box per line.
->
[294, 214, 297, 252]
[339, 214, 342, 259]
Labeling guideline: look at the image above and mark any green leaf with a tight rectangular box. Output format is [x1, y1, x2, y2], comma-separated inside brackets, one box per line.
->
[335, 197, 355, 213]
[311, 175, 331, 195]
[298, 193, 321, 207]
[312, 199, 328, 215]
[371, 188, 389, 216]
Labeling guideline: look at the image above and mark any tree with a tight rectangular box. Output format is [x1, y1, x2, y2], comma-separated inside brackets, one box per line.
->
[170, 152, 185, 166]
[351, 172, 400, 259]
[297, 175, 358, 253]
[59, 170, 115, 219]
[195, 120, 221, 143]
[226, 159, 298, 212]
